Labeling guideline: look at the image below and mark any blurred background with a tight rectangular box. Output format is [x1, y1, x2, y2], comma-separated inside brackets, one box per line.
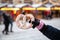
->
[0, 0, 60, 40]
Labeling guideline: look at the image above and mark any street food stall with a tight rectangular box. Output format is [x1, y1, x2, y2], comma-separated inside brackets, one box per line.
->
[51, 5, 60, 17]
[36, 5, 47, 19]
[31, 4, 42, 18]
[14, 4, 28, 16]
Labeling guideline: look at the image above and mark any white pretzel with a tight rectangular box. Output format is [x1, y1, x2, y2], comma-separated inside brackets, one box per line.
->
[16, 14, 33, 29]
[16, 14, 26, 28]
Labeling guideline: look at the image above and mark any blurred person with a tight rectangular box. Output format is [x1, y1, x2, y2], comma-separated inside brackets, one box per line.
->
[55, 10, 59, 17]
[0, 12, 1, 24]
[8, 11, 14, 32]
[44, 10, 52, 19]
[16, 13, 60, 40]
[0, 11, 3, 24]
[9, 13, 13, 32]
[42, 11, 45, 19]
[59, 10, 60, 17]
[2, 12, 10, 35]
[51, 10, 55, 18]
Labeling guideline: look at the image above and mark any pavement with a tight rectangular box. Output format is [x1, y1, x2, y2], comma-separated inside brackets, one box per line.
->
[0, 18, 60, 40]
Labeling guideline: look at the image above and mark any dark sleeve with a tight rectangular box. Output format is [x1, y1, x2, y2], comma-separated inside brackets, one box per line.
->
[40, 25, 60, 40]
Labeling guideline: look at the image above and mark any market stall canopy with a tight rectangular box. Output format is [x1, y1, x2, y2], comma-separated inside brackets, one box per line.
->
[38, 5, 46, 7]
[37, 5, 51, 10]
[37, 7, 50, 10]
[31, 4, 42, 8]
[22, 4, 32, 7]
[1, 8, 19, 10]
[44, 3, 54, 8]
[0, 3, 8, 7]
[22, 4, 36, 10]
[14, 4, 28, 8]
[22, 4, 35, 13]
[36, 5, 46, 10]
[51, 5, 60, 10]
[7, 4, 14, 7]
[22, 7, 36, 10]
